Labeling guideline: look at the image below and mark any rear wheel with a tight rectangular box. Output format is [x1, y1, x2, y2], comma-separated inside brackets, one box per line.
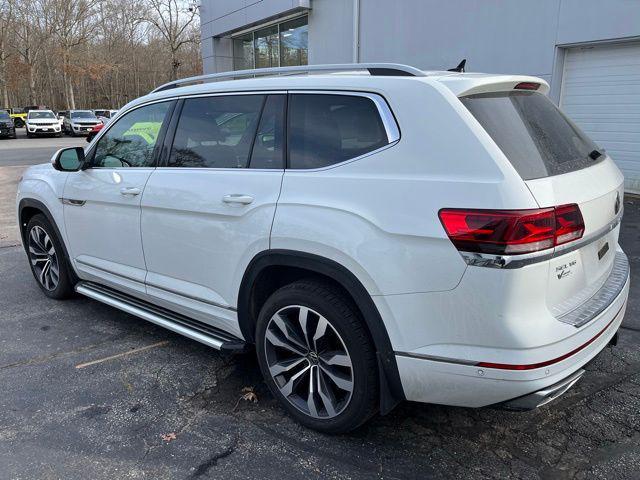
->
[256, 280, 378, 433]
[25, 214, 74, 299]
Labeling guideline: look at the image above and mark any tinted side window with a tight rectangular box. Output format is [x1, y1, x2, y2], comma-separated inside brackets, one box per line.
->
[249, 95, 285, 169]
[92, 102, 171, 168]
[169, 95, 265, 168]
[288, 94, 388, 169]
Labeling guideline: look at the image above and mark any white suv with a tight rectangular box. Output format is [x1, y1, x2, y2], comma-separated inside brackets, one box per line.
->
[16, 64, 630, 433]
[25, 110, 62, 137]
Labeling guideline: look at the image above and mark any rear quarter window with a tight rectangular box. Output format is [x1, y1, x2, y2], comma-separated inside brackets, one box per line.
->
[288, 94, 390, 169]
[461, 91, 601, 180]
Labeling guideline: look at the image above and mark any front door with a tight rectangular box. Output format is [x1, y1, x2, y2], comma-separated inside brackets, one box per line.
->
[140, 93, 286, 335]
[63, 100, 174, 296]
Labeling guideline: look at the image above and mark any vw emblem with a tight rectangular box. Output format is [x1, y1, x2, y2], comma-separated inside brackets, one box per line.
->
[614, 192, 621, 215]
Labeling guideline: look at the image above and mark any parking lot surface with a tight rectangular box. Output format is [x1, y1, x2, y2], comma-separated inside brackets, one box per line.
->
[1, 137, 640, 479]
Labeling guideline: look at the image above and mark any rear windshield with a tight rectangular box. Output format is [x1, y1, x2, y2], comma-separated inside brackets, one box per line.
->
[460, 91, 601, 180]
[0, 111, 9, 120]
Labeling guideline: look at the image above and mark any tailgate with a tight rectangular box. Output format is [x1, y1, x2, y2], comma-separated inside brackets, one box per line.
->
[460, 88, 627, 327]
[526, 158, 624, 324]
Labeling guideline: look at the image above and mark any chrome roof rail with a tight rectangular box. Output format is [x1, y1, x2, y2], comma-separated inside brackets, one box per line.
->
[151, 63, 427, 93]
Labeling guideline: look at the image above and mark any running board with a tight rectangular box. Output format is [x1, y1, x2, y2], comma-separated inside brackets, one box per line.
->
[75, 281, 248, 352]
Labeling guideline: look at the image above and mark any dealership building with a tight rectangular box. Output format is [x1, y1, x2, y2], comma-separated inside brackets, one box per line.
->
[200, 0, 640, 192]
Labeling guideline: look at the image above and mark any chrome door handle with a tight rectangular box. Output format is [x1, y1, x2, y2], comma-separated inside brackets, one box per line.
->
[120, 187, 141, 196]
[222, 194, 254, 205]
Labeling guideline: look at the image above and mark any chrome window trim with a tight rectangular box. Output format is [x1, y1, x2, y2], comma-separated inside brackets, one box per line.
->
[460, 209, 623, 269]
[288, 90, 400, 144]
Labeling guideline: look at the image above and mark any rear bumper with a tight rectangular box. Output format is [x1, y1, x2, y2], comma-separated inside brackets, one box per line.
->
[393, 270, 629, 408]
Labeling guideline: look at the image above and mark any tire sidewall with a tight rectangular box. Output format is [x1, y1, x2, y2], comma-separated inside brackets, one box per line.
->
[26, 215, 74, 299]
[256, 283, 377, 433]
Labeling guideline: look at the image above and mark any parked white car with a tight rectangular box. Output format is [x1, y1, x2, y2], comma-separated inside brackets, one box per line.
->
[25, 110, 62, 137]
[63, 110, 102, 136]
[16, 64, 629, 433]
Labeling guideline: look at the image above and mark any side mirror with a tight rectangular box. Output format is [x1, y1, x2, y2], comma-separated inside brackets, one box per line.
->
[52, 147, 85, 172]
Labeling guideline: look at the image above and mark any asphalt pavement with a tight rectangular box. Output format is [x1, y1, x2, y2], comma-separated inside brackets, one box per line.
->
[1, 135, 640, 479]
[0, 128, 86, 166]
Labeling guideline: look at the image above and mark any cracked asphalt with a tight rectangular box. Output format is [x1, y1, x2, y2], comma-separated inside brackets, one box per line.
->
[0, 153, 639, 478]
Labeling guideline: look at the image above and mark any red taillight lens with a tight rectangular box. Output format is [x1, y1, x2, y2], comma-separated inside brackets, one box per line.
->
[514, 82, 540, 90]
[439, 204, 584, 255]
[554, 203, 585, 245]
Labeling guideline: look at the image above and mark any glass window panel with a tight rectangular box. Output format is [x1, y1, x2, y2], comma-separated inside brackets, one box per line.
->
[233, 33, 254, 70]
[279, 16, 308, 67]
[254, 25, 279, 69]
[169, 95, 265, 169]
[288, 94, 388, 169]
[92, 102, 171, 168]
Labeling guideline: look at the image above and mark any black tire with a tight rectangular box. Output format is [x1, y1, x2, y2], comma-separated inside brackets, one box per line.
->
[256, 279, 378, 434]
[25, 214, 75, 299]
[26, 132, 33, 138]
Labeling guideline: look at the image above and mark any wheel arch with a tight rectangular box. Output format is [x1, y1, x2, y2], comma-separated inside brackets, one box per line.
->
[18, 198, 78, 283]
[238, 249, 405, 413]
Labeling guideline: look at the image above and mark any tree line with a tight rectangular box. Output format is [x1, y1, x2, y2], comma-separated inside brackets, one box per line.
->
[0, 0, 201, 111]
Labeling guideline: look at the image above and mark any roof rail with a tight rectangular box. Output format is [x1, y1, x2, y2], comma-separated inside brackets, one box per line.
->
[151, 63, 427, 93]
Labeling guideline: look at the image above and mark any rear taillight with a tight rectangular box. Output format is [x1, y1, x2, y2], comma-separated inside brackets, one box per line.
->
[554, 204, 585, 245]
[439, 204, 584, 255]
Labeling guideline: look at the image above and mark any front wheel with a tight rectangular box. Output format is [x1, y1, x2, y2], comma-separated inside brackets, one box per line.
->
[256, 280, 378, 433]
[25, 214, 74, 299]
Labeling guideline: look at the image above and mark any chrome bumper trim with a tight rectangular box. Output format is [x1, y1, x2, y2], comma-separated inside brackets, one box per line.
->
[461, 210, 623, 269]
[557, 251, 629, 328]
[500, 369, 585, 411]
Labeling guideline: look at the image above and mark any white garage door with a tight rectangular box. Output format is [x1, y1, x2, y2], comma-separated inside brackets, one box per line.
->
[560, 41, 640, 193]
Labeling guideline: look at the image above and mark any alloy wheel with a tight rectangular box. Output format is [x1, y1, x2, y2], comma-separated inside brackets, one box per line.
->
[264, 305, 354, 419]
[28, 225, 59, 291]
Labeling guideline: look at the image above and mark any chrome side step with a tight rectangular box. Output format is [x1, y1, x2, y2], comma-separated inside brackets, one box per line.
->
[75, 281, 247, 352]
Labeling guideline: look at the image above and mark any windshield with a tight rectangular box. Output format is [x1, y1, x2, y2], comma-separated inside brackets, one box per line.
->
[0, 111, 9, 120]
[29, 111, 56, 119]
[71, 111, 97, 119]
[460, 91, 601, 180]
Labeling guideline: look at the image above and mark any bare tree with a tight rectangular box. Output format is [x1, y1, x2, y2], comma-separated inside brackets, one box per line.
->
[1, 0, 201, 109]
[10, 0, 51, 104]
[49, 0, 98, 109]
[0, 0, 14, 108]
[146, 0, 198, 80]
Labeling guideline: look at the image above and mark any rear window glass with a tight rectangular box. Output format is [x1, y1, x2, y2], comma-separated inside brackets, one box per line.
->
[460, 91, 601, 180]
[288, 94, 389, 169]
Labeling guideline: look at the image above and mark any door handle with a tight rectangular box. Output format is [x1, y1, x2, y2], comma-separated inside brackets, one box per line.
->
[120, 187, 142, 196]
[222, 194, 254, 205]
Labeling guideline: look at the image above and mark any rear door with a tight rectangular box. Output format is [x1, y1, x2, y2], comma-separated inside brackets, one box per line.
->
[63, 100, 174, 296]
[461, 90, 624, 321]
[140, 93, 286, 335]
